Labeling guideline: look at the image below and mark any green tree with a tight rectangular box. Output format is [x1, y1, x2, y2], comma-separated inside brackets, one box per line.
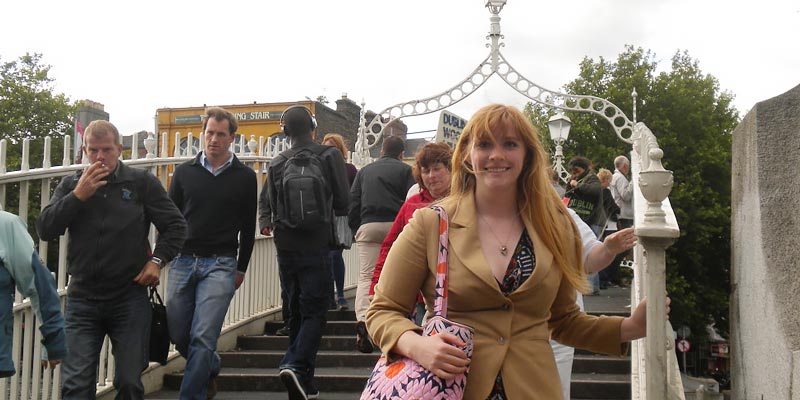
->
[1, 53, 75, 144]
[0, 53, 76, 233]
[527, 45, 738, 340]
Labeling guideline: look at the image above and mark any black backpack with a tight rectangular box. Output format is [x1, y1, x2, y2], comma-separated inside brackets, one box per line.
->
[277, 146, 331, 230]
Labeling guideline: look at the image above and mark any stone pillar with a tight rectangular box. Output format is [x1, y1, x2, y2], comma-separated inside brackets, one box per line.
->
[731, 83, 800, 399]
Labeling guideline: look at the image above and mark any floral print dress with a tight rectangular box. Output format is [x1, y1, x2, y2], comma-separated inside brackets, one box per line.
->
[487, 231, 536, 400]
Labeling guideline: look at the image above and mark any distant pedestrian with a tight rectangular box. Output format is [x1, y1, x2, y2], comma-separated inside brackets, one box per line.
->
[348, 135, 414, 353]
[610, 155, 634, 285]
[265, 105, 349, 400]
[597, 168, 621, 289]
[564, 156, 605, 294]
[368, 142, 453, 324]
[611, 155, 633, 230]
[321, 133, 357, 311]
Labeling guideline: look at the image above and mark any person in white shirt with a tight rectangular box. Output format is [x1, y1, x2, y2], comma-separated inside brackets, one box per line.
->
[611, 155, 634, 229]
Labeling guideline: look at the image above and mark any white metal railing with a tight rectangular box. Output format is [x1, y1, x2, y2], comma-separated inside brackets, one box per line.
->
[0, 132, 357, 399]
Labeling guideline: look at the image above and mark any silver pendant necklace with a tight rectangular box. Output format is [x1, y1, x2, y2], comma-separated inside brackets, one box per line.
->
[479, 213, 520, 256]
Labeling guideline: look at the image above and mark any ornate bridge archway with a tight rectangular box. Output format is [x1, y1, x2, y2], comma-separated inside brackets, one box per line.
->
[354, 0, 636, 167]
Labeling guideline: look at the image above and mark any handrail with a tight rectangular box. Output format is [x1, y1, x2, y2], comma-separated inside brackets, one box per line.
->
[629, 124, 683, 400]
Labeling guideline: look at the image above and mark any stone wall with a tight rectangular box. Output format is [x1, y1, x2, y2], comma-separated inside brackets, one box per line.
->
[731, 83, 800, 399]
[315, 96, 362, 152]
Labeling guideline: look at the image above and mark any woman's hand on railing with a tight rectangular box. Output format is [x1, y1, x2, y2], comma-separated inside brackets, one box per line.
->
[620, 296, 671, 342]
[603, 227, 637, 256]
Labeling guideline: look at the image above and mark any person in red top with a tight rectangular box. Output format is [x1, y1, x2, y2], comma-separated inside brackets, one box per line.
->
[368, 142, 453, 323]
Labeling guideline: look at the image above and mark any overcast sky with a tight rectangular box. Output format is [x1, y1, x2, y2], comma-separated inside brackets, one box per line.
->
[2, 0, 798, 139]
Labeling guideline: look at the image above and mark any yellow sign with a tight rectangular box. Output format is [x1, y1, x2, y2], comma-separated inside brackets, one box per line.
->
[156, 101, 314, 157]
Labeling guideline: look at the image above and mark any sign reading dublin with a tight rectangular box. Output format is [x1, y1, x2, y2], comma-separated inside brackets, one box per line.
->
[436, 110, 467, 147]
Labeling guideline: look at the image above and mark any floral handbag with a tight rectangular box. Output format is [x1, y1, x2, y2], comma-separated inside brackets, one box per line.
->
[360, 206, 474, 400]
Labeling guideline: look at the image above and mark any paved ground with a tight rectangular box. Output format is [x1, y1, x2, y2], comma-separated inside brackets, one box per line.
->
[583, 286, 632, 315]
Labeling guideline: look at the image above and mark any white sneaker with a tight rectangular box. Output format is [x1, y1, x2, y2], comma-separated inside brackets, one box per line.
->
[279, 369, 308, 400]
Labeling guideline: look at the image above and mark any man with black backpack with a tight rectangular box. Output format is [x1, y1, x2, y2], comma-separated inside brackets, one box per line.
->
[264, 105, 349, 400]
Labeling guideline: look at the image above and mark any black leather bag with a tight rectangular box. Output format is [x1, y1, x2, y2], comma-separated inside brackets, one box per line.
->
[149, 287, 170, 365]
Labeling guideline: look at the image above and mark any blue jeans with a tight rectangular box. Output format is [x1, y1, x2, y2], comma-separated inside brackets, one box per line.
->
[328, 249, 345, 299]
[167, 255, 237, 400]
[61, 288, 150, 400]
[277, 249, 331, 387]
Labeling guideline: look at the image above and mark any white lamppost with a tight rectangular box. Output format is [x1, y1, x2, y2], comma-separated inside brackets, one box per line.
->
[547, 112, 572, 184]
[485, 0, 507, 13]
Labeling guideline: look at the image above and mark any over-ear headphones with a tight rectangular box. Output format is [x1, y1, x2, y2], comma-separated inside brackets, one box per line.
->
[280, 105, 317, 135]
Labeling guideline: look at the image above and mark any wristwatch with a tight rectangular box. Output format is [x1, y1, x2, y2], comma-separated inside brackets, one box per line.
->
[150, 256, 165, 269]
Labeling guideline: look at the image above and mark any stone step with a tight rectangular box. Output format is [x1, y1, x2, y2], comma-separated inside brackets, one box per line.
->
[220, 349, 629, 374]
[220, 349, 380, 368]
[160, 369, 630, 399]
[163, 367, 373, 392]
[154, 288, 635, 399]
[570, 372, 631, 399]
[264, 320, 359, 336]
[573, 354, 631, 374]
[238, 334, 371, 352]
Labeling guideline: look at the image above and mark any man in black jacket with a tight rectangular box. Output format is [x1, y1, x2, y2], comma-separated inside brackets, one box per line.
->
[167, 107, 257, 400]
[37, 120, 186, 400]
[347, 134, 414, 353]
[264, 105, 349, 400]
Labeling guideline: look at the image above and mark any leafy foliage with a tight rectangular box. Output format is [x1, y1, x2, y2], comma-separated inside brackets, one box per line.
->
[1, 53, 75, 144]
[527, 45, 738, 340]
[0, 53, 75, 236]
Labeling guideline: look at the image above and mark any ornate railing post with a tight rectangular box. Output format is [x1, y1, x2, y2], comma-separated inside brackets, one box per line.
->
[630, 122, 681, 399]
[144, 132, 157, 159]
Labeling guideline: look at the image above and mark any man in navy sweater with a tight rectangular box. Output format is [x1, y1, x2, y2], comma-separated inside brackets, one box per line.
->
[168, 107, 257, 400]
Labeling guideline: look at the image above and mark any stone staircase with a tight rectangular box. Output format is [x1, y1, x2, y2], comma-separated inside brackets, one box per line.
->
[147, 287, 632, 399]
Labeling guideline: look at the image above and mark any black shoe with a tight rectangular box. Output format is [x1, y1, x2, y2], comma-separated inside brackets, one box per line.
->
[356, 320, 374, 353]
[280, 369, 308, 400]
[275, 326, 290, 336]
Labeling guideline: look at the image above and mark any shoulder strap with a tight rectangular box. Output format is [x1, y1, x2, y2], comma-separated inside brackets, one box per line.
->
[431, 205, 450, 318]
[315, 144, 332, 156]
[283, 145, 331, 158]
[280, 147, 297, 160]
